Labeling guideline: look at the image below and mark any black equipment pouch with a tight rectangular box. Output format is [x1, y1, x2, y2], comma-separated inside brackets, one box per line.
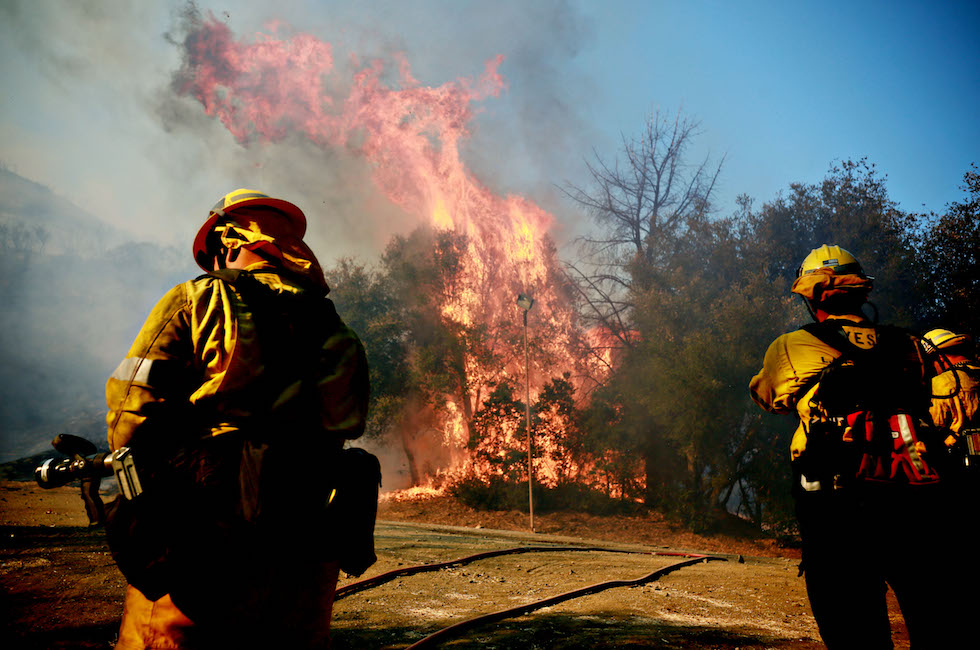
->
[326, 447, 382, 577]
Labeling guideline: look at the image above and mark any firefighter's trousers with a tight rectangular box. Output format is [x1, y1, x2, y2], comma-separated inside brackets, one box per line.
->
[795, 485, 964, 649]
[114, 561, 340, 649]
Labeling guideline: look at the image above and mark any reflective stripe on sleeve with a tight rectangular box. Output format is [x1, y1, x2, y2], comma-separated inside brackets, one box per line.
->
[896, 414, 926, 474]
[111, 357, 153, 385]
[800, 474, 822, 492]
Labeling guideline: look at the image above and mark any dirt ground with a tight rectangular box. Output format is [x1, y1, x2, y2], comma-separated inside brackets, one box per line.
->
[0, 480, 912, 649]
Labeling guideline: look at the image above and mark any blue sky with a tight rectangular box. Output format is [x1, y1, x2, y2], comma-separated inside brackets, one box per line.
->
[1, 0, 977, 263]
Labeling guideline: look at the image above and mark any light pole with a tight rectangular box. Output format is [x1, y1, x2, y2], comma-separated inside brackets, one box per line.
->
[516, 292, 535, 532]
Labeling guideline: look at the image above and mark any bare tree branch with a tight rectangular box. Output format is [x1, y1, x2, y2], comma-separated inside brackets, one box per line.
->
[562, 108, 725, 348]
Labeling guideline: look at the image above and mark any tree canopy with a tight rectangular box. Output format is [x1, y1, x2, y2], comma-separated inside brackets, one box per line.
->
[327, 108, 976, 532]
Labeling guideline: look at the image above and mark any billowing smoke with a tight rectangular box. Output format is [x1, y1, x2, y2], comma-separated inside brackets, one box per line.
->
[0, 167, 194, 461]
[164, 7, 550, 257]
[154, 1, 598, 259]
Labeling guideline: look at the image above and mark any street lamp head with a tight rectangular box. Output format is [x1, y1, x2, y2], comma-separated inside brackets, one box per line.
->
[516, 293, 534, 311]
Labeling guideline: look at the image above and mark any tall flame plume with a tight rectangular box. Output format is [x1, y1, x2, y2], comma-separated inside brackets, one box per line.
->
[175, 13, 607, 492]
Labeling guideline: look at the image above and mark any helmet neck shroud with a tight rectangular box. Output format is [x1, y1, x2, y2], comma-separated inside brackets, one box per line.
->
[805, 291, 874, 323]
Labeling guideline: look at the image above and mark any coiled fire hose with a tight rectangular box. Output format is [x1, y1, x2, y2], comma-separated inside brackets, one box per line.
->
[335, 545, 725, 648]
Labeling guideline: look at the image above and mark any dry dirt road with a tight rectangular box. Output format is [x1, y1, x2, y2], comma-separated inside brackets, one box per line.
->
[1, 481, 912, 649]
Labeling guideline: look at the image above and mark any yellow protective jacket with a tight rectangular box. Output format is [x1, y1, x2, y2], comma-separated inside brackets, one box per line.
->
[749, 315, 893, 460]
[107, 263, 369, 452]
[107, 261, 368, 649]
[930, 362, 980, 436]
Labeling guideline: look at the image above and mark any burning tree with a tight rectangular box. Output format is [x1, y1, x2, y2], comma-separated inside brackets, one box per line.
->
[332, 224, 593, 492]
[170, 12, 604, 492]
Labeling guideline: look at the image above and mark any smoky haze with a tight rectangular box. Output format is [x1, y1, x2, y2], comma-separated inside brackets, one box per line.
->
[0, 167, 194, 461]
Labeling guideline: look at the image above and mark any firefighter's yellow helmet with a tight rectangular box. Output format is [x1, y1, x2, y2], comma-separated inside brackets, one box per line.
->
[922, 328, 972, 354]
[798, 244, 870, 279]
[193, 189, 307, 271]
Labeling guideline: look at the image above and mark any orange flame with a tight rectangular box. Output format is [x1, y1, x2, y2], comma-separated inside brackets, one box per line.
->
[178, 14, 604, 488]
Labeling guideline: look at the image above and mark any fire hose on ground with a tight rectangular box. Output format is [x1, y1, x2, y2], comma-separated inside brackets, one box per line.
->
[36, 435, 728, 646]
[336, 545, 726, 648]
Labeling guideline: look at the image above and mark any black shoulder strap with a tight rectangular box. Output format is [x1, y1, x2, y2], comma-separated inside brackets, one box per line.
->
[794, 321, 875, 407]
[800, 321, 861, 355]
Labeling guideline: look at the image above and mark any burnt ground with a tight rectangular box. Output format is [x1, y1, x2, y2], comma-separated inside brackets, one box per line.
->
[0, 481, 912, 649]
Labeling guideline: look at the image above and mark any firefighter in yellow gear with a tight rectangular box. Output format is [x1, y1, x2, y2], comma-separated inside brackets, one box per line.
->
[107, 189, 370, 650]
[922, 327, 980, 554]
[922, 328, 980, 445]
[749, 244, 963, 648]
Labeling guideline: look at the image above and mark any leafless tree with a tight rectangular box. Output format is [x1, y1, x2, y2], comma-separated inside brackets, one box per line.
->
[563, 108, 725, 350]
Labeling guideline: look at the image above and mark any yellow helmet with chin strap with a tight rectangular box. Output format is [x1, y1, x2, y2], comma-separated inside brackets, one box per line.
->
[798, 244, 871, 279]
[193, 188, 307, 271]
[922, 328, 972, 355]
